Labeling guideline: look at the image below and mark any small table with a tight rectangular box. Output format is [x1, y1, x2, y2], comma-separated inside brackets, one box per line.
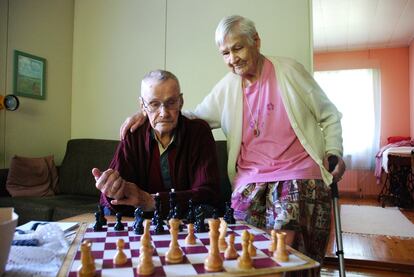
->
[378, 148, 414, 208]
[57, 213, 320, 277]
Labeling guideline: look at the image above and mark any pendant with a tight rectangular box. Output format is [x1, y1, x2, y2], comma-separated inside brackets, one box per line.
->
[254, 128, 260, 137]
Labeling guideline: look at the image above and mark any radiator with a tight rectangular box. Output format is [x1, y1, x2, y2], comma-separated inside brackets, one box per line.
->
[338, 169, 381, 197]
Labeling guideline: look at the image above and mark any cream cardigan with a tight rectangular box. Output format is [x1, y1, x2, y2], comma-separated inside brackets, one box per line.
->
[192, 56, 343, 187]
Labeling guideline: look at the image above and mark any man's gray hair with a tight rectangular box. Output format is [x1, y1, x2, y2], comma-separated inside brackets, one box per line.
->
[215, 15, 257, 47]
[141, 69, 180, 96]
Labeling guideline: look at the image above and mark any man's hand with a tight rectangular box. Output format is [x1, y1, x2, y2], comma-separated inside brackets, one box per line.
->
[92, 168, 155, 210]
[120, 111, 147, 140]
[323, 155, 346, 183]
[92, 168, 125, 200]
[110, 182, 155, 211]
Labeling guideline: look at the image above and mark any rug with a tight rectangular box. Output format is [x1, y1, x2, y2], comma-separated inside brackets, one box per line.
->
[340, 204, 414, 238]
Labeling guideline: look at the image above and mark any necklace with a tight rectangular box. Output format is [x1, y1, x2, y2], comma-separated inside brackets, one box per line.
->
[243, 76, 262, 137]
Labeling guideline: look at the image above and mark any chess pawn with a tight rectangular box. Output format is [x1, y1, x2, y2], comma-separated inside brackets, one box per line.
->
[113, 238, 128, 265]
[248, 233, 256, 257]
[224, 233, 238, 260]
[137, 245, 154, 275]
[93, 211, 103, 231]
[218, 218, 228, 251]
[165, 218, 184, 263]
[237, 230, 252, 270]
[77, 240, 95, 277]
[185, 223, 196, 245]
[204, 218, 223, 272]
[268, 229, 277, 254]
[273, 231, 289, 262]
[114, 212, 124, 231]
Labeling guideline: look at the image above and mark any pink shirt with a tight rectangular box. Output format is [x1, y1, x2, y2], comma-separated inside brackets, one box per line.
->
[234, 58, 321, 188]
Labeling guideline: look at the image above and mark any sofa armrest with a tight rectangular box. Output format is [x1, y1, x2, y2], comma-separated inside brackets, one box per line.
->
[0, 168, 11, 197]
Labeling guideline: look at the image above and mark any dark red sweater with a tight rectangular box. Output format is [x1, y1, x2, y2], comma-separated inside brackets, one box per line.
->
[100, 115, 220, 217]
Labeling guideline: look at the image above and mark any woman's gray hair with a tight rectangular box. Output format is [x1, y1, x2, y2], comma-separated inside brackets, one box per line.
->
[141, 69, 180, 95]
[215, 15, 257, 47]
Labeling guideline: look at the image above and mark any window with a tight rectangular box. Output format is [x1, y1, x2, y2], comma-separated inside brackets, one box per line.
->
[314, 69, 380, 170]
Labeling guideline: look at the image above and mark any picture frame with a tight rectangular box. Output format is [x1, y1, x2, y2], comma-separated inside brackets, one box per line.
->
[13, 50, 46, 100]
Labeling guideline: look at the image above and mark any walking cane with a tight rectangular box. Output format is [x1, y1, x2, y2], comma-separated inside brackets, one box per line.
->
[328, 156, 346, 277]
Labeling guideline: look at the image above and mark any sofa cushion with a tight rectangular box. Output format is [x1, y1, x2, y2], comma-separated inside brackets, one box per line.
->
[58, 139, 119, 196]
[0, 197, 54, 225]
[6, 155, 58, 197]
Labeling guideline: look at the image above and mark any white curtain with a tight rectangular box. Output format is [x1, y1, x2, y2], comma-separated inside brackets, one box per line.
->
[314, 69, 381, 170]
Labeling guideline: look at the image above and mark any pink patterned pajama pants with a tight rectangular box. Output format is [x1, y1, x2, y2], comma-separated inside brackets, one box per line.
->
[231, 179, 332, 264]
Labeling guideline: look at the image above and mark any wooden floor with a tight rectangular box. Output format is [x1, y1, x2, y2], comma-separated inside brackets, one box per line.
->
[321, 197, 414, 276]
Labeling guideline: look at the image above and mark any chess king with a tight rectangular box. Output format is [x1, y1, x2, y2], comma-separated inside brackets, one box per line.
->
[92, 70, 220, 218]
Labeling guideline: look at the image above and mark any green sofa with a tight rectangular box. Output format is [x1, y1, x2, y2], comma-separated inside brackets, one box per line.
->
[0, 139, 231, 224]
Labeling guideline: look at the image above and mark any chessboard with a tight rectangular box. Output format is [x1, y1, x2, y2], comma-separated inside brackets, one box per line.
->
[65, 220, 318, 277]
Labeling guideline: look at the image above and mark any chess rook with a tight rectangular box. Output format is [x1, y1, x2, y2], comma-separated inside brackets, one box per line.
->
[274, 231, 289, 262]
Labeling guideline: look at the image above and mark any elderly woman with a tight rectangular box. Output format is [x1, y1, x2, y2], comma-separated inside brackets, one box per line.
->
[121, 15, 345, 264]
[94, 70, 219, 218]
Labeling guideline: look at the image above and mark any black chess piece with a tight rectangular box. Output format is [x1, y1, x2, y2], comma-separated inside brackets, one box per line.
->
[93, 211, 104, 231]
[186, 199, 195, 224]
[224, 201, 236, 224]
[194, 205, 207, 233]
[167, 189, 177, 220]
[98, 204, 107, 225]
[152, 193, 162, 225]
[212, 208, 219, 219]
[133, 207, 145, 235]
[114, 212, 124, 231]
[172, 205, 184, 232]
[152, 193, 165, 234]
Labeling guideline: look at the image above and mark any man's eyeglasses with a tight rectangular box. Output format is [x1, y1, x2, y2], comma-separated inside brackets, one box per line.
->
[140, 93, 183, 113]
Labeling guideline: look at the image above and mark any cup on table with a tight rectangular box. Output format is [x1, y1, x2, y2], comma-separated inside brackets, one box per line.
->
[0, 207, 19, 275]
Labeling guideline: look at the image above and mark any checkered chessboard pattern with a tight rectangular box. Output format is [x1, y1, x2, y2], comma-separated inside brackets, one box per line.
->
[68, 221, 307, 276]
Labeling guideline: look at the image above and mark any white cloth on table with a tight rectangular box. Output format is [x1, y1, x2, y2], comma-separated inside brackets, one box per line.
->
[4, 223, 70, 277]
[374, 140, 414, 184]
[381, 147, 414, 173]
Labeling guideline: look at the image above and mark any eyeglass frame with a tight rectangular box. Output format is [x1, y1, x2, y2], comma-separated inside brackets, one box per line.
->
[140, 93, 183, 113]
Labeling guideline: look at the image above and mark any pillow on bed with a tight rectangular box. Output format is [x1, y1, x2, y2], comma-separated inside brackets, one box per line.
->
[6, 155, 58, 197]
[387, 136, 411, 144]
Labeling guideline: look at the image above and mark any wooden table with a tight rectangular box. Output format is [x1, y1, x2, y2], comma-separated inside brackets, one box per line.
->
[57, 213, 319, 277]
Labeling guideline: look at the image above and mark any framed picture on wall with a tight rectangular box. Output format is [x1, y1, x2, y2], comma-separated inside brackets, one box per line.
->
[13, 50, 46, 100]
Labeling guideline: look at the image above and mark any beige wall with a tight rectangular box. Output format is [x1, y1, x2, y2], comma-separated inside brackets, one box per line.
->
[0, 0, 312, 167]
[72, 0, 313, 141]
[0, 0, 74, 167]
[0, 0, 7, 167]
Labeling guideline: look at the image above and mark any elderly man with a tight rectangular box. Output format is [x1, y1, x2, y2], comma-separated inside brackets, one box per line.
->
[93, 70, 220, 217]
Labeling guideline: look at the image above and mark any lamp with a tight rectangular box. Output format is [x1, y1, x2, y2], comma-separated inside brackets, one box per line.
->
[0, 95, 19, 111]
